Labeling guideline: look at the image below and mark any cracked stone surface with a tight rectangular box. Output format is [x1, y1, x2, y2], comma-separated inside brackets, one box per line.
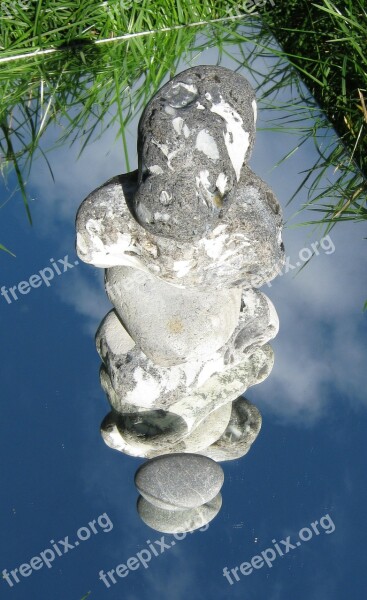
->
[105, 266, 242, 366]
[75, 165, 284, 290]
[134, 453, 224, 510]
[132, 65, 256, 241]
[99, 338, 273, 439]
[137, 492, 222, 533]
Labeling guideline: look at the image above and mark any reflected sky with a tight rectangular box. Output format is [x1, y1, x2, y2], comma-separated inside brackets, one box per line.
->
[1, 20, 367, 600]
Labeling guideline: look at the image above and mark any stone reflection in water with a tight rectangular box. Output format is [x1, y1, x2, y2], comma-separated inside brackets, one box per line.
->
[75, 65, 285, 533]
[135, 454, 224, 534]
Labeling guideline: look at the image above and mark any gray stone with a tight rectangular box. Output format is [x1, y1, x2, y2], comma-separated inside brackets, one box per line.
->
[223, 287, 279, 363]
[105, 266, 242, 366]
[98, 333, 273, 431]
[96, 311, 217, 409]
[100, 409, 187, 457]
[75, 166, 284, 290]
[137, 493, 222, 533]
[96, 292, 277, 411]
[99, 401, 232, 459]
[167, 402, 231, 455]
[134, 453, 224, 510]
[133, 65, 257, 240]
[199, 397, 262, 461]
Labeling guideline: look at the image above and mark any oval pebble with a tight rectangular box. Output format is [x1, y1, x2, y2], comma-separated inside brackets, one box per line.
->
[134, 453, 224, 510]
[137, 493, 222, 533]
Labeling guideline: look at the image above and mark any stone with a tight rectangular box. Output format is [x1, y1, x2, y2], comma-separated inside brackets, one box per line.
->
[132, 65, 257, 240]
[100, 409, 187, 456]
[75, 165, 284, 290]
[199, 397, 262, 461]
[105, 266, 242, 366]
[98, 336, 273, 429]
[100, 401, 232, 459]
[167, 402, 231, 455]
[134, 453, 224, 510]
[223, 287, 279, 363]
[96, 291, 277, 410]
[137, 493, 222, 533]
[75, 64, 284, 519]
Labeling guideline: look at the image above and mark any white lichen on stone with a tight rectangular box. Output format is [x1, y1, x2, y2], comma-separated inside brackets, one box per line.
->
[216, 173, 228, 195]
[195, 130, 219, 160]
[149, 165, 164, 175]
[172, 117, 184, 135]
[152, 139, 179, 170]
[205, 92, 249, 181]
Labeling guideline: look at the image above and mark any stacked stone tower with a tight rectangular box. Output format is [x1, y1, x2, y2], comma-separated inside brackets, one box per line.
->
[76, 66, 285, 532]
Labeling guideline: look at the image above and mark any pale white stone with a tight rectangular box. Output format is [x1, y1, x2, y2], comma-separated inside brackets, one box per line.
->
[105, 266, 242, 366]
[97, 285, 278, 412]
[97, 308, 274, 421]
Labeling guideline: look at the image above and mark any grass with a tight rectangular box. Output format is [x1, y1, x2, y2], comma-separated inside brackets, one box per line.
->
[261, 0, 367, 229]
[0, 0, 249, 256]
[0, 1, 366, 311]
[0, 7, 248, 253]
[0, 0, 243, 55]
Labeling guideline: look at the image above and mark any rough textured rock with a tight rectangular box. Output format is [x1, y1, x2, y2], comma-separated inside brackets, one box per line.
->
[199, 397, 262, 462]
[98, 337, 273, 429]
[132, 65, 257, 240]
[96, 292, 277, 410]
[134, 453, 224, 510]
[137, 492, 222, 533]
[100, 409, 187, 457]
[100, 402, 232, 459]
[75, 165, 284, 290]
[105, 266, 242, 366]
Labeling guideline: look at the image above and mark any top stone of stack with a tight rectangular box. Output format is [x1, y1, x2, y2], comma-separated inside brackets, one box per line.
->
[75, 65, 285, 289]
[133, 65, 257, 241]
